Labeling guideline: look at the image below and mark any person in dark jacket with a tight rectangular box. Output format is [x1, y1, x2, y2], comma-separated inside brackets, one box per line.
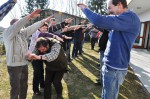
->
[95, 29, 109, 85]
[28, 37, 67, 99]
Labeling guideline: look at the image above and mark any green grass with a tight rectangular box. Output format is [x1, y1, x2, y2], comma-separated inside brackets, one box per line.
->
[0, 42, 150, 99]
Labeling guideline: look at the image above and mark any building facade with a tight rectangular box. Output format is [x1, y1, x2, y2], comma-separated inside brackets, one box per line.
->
[128, 0, 150, 50]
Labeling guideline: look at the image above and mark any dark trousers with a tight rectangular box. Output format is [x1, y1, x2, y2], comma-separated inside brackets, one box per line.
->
[44, 69, 65, 99]
[72, 38, 82, 57]
[91, 38, 97, 49]
[62, 41, 71, 61]
[32, 60, 45, 93]
[7, 65, 28, 99]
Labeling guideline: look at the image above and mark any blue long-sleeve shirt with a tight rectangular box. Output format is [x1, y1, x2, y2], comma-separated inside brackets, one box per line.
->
[83, 8, 140, 70]
[0, 0, 16, 21]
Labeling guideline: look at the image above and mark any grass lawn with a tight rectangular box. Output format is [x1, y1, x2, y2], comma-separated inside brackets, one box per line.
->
[0, 42, 150, 99]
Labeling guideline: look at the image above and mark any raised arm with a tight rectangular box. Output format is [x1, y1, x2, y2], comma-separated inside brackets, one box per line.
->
[48, 18, 72, 33]
[3, 9, 42, 41]
[22, 14, 54, 38]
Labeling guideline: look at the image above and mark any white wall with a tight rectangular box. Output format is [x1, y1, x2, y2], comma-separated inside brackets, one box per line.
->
[138, 9, 150, 22]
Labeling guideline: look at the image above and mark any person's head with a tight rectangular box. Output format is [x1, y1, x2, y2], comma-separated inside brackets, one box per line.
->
[35, 37, 49, 53]
[63, 26, 69, 32]
[107, 0, 128, 15]
[10, 18, 19, 25]
[50, 18, 56, 26]
[38, 23, 48, 33]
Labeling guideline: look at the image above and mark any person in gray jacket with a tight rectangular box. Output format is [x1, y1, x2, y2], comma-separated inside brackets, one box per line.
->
[3, 9, 53, 99]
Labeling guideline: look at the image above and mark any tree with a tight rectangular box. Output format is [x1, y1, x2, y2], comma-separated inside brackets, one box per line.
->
[24, 0, 49, 19]
[88, 0, 107, 15]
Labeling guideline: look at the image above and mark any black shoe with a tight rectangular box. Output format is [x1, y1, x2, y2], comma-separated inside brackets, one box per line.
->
[96, 79, 100, 82]
[95, 82, 102, 86]
[56, 95, 63, 99]
[97, 64, 100, 67]
[68, 59, 72, 62]
[79, 53, 82, 56]
[34, 91, 41, 95]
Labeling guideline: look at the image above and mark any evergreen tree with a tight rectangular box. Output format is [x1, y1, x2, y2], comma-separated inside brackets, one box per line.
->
[88, 0, 107, 15]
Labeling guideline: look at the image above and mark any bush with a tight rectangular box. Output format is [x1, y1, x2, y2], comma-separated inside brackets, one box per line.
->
[0, 43, 5, 55]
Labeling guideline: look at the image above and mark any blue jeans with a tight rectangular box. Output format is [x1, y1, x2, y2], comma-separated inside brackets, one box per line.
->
[98, 50, 105, 82]
[101, 65, 127, 99]
[99, 50, 105, 67]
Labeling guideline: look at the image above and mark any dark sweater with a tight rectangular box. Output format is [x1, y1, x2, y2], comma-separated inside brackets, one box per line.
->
[98, 30, 109, 51]
[45, 41, 67, 71]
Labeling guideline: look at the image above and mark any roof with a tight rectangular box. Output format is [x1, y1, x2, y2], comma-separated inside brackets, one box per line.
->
[128, 0, 150, 15]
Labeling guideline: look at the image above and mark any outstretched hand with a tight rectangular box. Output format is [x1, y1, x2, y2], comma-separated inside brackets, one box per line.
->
[77, 3, 88, 10]
[27, 53, 40, 60]
[28, 9, 41, 19]
[13, 0, 17, 3]
[65, 18, 73, 24]
[42, 15, 54, 23]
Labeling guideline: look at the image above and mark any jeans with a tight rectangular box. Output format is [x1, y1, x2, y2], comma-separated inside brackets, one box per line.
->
[7, 65, 28, 99]
[99, 50, 104, 67]
[99, 50, 104, 82]
[101, 65, 127, 99]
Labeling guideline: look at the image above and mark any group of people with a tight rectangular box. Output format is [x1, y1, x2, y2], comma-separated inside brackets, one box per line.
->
[1, 0, 141, 99]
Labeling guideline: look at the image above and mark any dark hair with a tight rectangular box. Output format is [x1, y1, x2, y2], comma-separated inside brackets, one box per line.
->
[38, 23, 49, 32]
[41, 23, 48, 28]
[51, 18, 56, 21]
[35, 37, 48, 48]
[112, 0, 127, 8]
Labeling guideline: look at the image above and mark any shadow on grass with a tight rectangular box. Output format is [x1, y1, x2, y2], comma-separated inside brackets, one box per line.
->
[75, 55, 99, 78]
[118, 66, 150, 99]
[63, 62, 101, 99]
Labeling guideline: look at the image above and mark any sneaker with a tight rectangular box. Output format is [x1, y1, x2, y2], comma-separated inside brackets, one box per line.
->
[68, 59, 72, 62]
[96, 79, 100, 82]
[97, 64, 100, 67]
[34, 91, 41, 95]
[56, 95, 63, 99]
[40, 88, 44, 92]
[95, 81, 102, 86]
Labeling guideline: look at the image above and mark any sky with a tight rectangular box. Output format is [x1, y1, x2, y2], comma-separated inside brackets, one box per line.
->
[0, 0, 132, 28]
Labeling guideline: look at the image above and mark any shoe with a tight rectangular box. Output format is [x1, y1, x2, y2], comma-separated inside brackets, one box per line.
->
[75, 55, 78, 57]
[95, 82, 102, 86]
[96, 79, 100, 82]
[40, 88, 44, 92]
[34, 91, 41, 95]
[56, 95, 63, 99]
[79, 53, 82, 56]
[97, 64, 100, 67]
[68, 59, 72, 62]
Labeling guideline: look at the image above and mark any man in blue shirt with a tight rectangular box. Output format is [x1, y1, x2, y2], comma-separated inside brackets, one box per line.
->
[77, 0, 140, 99]
[0, 0, 17, 21]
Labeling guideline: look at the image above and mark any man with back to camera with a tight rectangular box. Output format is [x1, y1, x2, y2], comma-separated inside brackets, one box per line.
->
[3, 9, 53, 99]
[77, 0, 140, 99]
